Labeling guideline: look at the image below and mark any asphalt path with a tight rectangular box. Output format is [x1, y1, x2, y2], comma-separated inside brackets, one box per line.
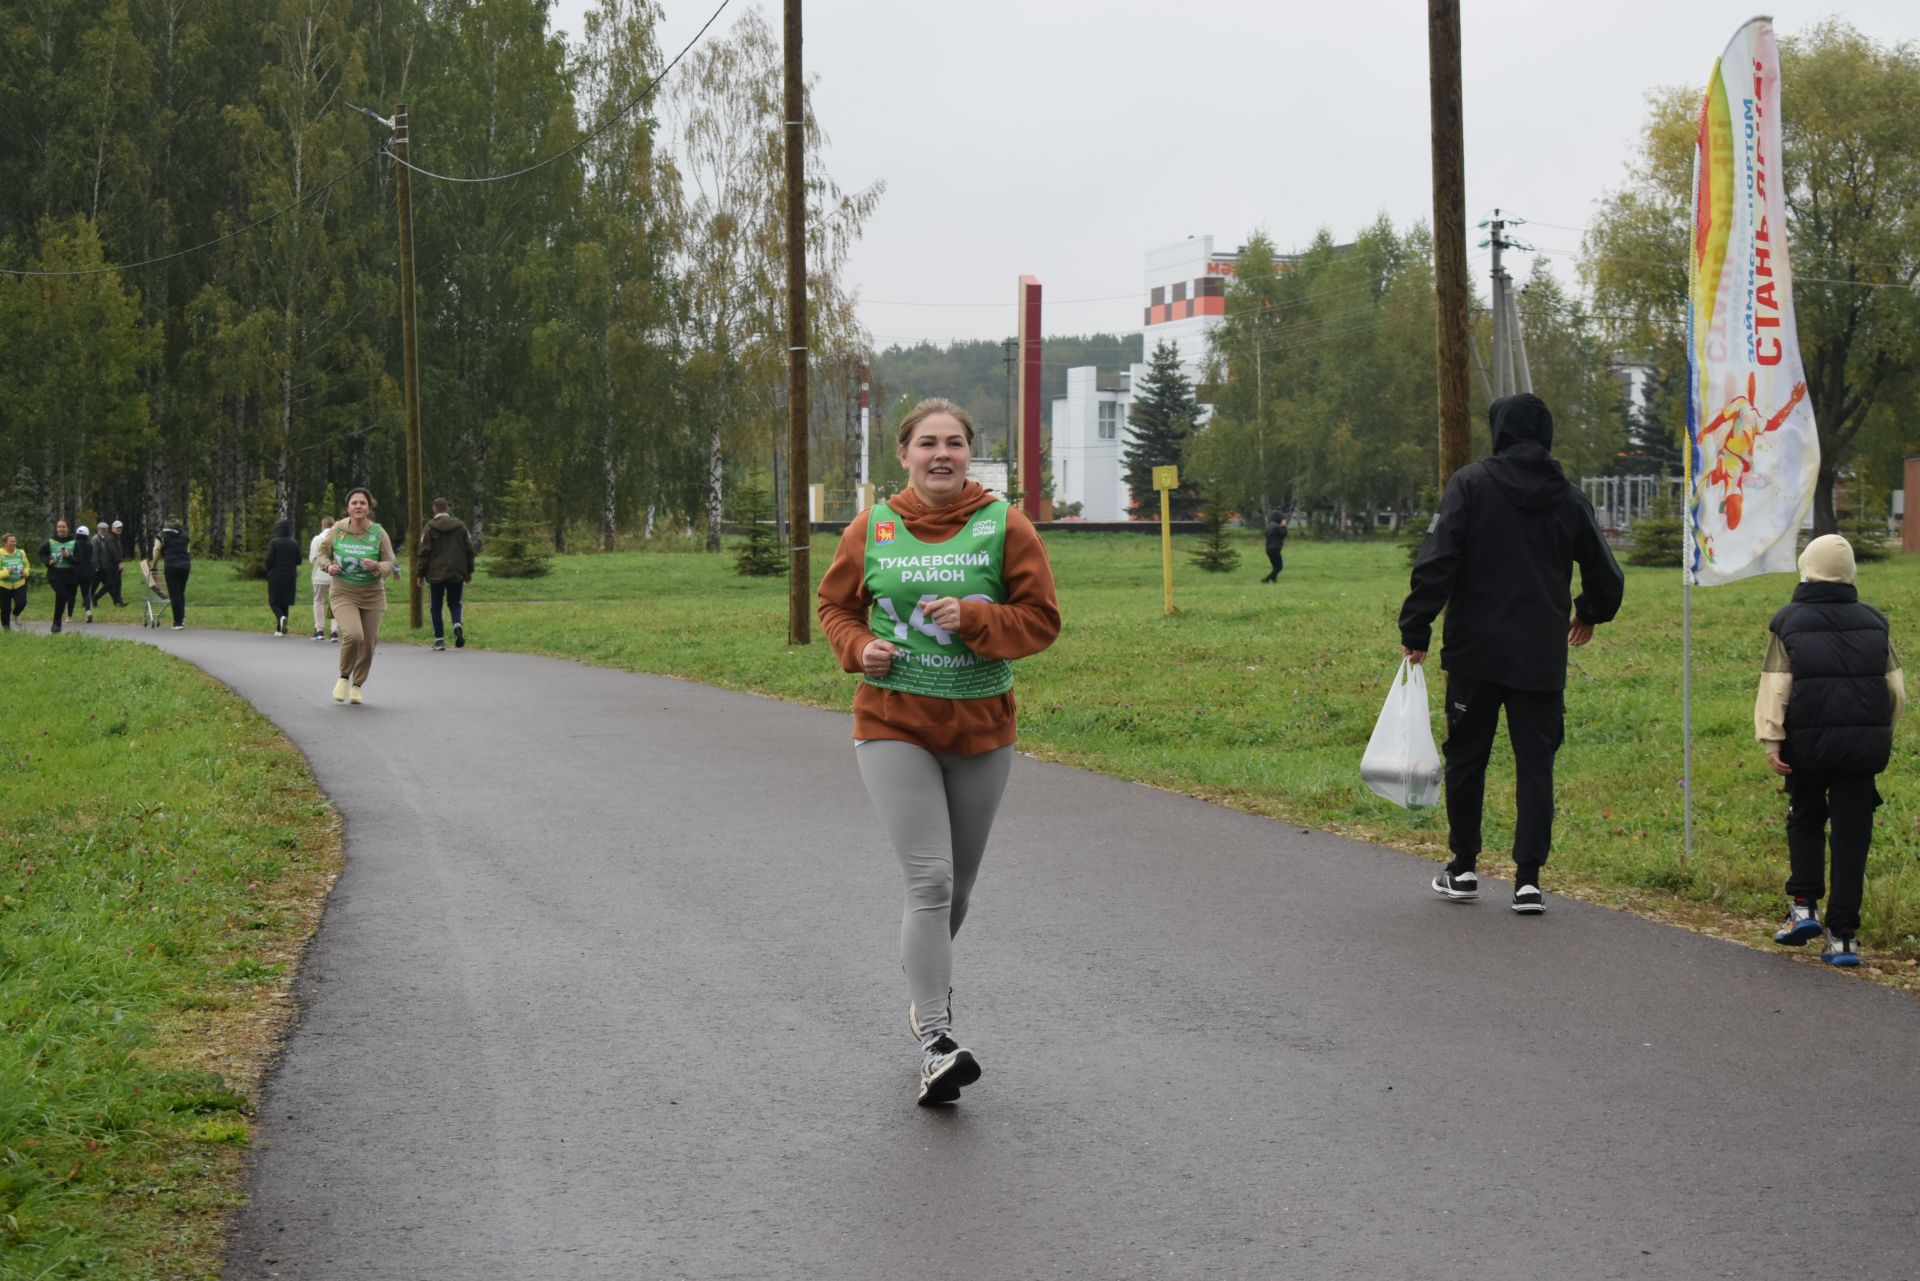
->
[75, 621, 1920, 1279]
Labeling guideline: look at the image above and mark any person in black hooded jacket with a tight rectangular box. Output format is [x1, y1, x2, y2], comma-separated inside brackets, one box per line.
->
[264, 518, 301, 636]
[1398, 393, 1625, 913]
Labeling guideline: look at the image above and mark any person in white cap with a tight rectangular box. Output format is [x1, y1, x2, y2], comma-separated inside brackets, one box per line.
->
[72, 525, 98, 622]
[98, 521, 128, 607]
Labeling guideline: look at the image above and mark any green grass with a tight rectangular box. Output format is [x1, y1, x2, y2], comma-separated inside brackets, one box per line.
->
[0, 636, 340, 1280]
[85, 536, 1920, 980]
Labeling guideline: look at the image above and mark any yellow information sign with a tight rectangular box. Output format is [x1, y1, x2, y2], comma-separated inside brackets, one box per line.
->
[1155, 466, 1178, 615]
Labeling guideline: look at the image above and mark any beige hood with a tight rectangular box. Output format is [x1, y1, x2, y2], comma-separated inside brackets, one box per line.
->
[1798, 534, 1857, 585]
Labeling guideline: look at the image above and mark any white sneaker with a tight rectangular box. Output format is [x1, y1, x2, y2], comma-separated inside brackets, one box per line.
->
[348, 685, 363, 705]
[332, 678, 350, 703]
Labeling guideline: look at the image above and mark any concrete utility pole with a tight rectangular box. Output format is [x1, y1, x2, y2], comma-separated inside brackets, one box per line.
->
[1002, 337, 1017, 462]
[393, 104, 425, 631]
[783, 0, 810, 645]
[1479, 209, 1534, 398]
[1427, 0, 1471, 485]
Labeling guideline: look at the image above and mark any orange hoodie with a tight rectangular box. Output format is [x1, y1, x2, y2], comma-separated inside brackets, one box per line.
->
[818, 481, 1061, 755]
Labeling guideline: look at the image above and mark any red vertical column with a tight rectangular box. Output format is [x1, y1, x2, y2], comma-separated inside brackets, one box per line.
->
[1015, 276, 1043, 521]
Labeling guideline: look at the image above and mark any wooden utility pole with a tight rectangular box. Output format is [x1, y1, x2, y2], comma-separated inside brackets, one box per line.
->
[1427, 0, 1471, 485]
[393, 104, 425, 629]
[783, 0, 810, 645]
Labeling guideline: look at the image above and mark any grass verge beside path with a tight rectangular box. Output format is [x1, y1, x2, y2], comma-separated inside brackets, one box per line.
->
[0, 635, 341, 1280]
[87, 538, 1919, 986]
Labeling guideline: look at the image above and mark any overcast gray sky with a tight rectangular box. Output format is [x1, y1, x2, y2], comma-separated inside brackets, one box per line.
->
[551, 1, 1918, 348]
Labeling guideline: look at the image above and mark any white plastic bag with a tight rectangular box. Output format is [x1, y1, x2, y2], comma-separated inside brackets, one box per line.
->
[1360, 659, 1444, 809]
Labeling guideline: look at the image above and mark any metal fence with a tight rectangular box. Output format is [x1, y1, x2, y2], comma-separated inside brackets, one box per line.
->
[1582, 474, 1683, 535]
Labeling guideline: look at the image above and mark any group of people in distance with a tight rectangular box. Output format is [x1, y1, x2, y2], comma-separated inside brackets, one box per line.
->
[0, 488, 478, 710]
[830, 391, 1903, 1108]
[0, 517, 189, 633]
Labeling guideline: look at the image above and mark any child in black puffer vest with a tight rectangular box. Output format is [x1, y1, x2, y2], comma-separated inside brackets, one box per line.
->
[1755, 534, 1905, 966]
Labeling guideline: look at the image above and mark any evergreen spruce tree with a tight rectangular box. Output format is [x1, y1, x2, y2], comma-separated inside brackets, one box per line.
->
[1122, 340, 1203, 520]
[1187, 500, 1241, 573]
[306, 482, 340, 540]
[236, 475, 277, 578]
[485, 470, 554, 579]
[0, 466, 40, 538]
[731, 482, 786, 577]
[1627, 490, 1685, 567]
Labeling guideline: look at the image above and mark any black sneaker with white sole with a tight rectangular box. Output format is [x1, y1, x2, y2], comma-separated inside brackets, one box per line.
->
[453, 621, 465, 648]
[917, 1035, 980, 1106]
[1511, 884, 1545, 914]
[1431, 869, 1479, 901]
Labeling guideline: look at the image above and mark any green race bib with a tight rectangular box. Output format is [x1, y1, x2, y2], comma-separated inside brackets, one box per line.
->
[863, 501, 1014, 700]
[332, 523, 385, 585]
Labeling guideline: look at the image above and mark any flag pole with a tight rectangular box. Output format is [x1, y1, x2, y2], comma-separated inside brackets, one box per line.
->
[1682, 572, 1693, 866]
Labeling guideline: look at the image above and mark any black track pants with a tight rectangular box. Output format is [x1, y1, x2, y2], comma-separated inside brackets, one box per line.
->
[164, 566, 189, 625]
[1784, 770, 1880, 938]
[51, 574, 79, 625]
[1441, 673, 1564, 883]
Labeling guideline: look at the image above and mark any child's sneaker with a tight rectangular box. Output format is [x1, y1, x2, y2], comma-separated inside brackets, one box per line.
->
[1431, 869, 1478, 901]
[1774, 900, 1824, 946]
[1820, 934, 1861, 967]
[917, 1035, 980, 1106]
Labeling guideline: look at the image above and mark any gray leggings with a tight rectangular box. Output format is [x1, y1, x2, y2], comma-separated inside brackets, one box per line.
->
[856, 740, 1013, 1043]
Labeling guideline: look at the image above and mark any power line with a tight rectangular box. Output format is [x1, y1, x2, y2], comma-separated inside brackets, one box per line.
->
[387, 0, 733, 186]
[0, 148, 384, 279]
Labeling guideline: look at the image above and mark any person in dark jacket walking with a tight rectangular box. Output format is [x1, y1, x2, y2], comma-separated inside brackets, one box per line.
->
[40, 520, 86, 633]
[416, 498, 475, 651]
[151, 516, 192, 629]
[72, 525, 98, 621]
[265, 518, 300, 636]
[1755, 535, 1904, 966]
[104, 521, 129, 605]
[1398, 393, 1625, 913]
[91, 523, 125, 608]
[1260, 511, 1289, 583]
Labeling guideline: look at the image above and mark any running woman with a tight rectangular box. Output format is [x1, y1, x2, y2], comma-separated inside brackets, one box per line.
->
[39, 520, 82, 633]
[817, 398, 1061, 1106]
[0, 533, 29, 629]
[318, 488, 397, 704]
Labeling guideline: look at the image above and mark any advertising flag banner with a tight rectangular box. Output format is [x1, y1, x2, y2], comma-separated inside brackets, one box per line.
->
[1686, 17, 1818, 585]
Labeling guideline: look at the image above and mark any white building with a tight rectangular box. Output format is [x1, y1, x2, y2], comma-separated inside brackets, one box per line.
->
[1051, 364, 1147, 520]
[1142, 236, 1235, 382]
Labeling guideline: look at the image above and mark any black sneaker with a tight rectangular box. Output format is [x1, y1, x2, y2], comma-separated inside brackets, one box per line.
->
[453, 621, 465, 648]
[1431, 869, 1479, 901]
[917, 1035, 980, 1106]
[312, 629, 324, 641]
[432, 639, 446, 652]
[1511, 884, 1545, 915]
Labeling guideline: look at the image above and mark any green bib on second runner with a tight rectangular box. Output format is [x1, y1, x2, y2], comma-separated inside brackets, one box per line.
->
[331, 523, 386, 586]
[864, 500, 1014, 700]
